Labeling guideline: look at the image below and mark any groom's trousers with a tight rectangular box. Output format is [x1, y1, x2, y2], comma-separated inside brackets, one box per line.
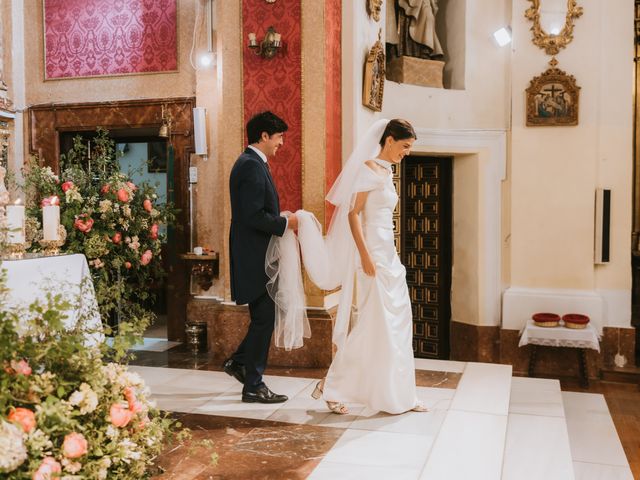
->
[231, 291, 275, 392]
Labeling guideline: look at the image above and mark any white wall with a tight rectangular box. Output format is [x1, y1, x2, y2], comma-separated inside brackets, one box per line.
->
[343, 0, 512, 156]
[506, 0, 634, 329]
[344, 0, 635, 329]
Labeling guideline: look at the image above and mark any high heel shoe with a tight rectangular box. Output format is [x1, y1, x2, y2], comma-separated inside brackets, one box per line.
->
[310, 380, 349, 415]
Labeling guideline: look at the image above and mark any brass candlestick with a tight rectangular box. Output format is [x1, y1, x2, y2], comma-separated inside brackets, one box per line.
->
[3, 241, 29, 259]
[38, 225, 66, 256]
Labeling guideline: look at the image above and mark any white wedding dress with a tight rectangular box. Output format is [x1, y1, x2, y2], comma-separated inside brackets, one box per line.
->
[321, 161, 419, 414]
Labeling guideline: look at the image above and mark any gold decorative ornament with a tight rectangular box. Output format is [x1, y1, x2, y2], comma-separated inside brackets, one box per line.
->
[525, 0, 583, 55]
[363, 30, 385, 112]
[526, 58, 580, 126]
[247, 26, 282, 59]
[367, 0, 383, 22]
[38, 225, 66, 256]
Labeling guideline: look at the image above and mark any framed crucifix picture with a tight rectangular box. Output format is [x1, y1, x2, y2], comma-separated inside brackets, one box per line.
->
[526, 60, 580, 126]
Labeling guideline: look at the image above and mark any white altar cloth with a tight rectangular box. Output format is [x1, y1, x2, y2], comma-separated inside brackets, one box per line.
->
[519, 319, 601, 352]
[1, 254, 103, 344]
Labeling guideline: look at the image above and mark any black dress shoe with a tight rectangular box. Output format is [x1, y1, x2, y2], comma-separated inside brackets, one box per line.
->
[222, 358, 246, 384]
[242, 385, 288, 404]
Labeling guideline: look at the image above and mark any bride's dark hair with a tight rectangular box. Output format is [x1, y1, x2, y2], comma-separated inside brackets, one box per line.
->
[379, 119, 417, 147]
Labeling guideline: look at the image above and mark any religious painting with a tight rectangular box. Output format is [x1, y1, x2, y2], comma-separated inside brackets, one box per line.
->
[363, 31, 385, 112]
[43, 0, 178, 80]
[526, 61, 580, 126]
[367, 0, 383, 22]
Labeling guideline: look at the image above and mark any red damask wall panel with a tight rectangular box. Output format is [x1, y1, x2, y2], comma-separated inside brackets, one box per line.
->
[44, 0, 177, 79]
[325, 0, 342, 222]
[242, 0, 302, 212]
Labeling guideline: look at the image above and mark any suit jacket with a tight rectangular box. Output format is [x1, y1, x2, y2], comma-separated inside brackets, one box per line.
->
[229, 148, 287, 305]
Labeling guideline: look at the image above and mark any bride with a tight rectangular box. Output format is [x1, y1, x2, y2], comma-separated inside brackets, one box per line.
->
[308, 118, 426, 415]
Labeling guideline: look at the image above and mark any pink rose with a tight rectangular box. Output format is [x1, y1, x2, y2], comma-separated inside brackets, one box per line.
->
[62, 432, 88, 459]
[101, 184, 110, 194]
[140, 249, 153, 266]
[8, 407, 36, 433]
[143, 199, 153, 212]
[109, 403, 133, 428]
[112, 232, 122, 244]
[126, 181, 137, 191]
[61, 181, 74, 192]
[124, 261, 132, 269]
[32, 457, 62, 480]
[125, 387, 145, 414]
[74, 215, 94, 233]
[149, 224, 159, 240]
[11, 359, 32, 376]
[117, 188, 129, 202]
[40, 196, 59, 207]
[137, 414, 150, 430]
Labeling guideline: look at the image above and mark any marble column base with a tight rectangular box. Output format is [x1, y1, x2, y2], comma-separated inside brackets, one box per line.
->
[187, 299, 335, 368]
[450, 321, 500, 363]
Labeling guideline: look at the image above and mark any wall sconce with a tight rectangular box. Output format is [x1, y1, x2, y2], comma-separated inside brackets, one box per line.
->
[248, 26, 282, 59]
[158, 104, 173, 139]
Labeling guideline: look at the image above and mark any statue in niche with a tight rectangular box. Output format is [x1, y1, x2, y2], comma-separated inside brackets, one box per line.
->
[363, 31, 386, 112]
[386, 0, 444, 61]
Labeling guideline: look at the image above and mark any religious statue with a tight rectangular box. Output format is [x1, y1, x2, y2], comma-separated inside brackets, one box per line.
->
[386, 0, 444, 61]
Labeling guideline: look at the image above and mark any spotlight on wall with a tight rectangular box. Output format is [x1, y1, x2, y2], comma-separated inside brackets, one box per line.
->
[198, 52, 215, 68]
[493, 27, 512, 47]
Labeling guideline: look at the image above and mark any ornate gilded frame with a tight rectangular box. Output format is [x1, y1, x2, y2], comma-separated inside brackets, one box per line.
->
[363, 31, 385, 112]
[526, 60, 580, 126]
[367, 0, 383, 22]
[524, 0, 583, 55]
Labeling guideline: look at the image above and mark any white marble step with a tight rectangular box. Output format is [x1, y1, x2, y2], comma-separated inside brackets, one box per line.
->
[418, 362, 513, 480]
[562, 392, 633, 480]
[502, 377, 574, 479]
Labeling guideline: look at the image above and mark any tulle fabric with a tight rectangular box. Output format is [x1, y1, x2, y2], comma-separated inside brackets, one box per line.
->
[265, 218, 311, 351]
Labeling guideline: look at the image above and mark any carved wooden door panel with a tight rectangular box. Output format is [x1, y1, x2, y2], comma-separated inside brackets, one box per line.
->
[400, 156, 453, 359]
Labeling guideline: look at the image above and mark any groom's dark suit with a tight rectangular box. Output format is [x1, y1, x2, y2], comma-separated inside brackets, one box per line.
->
[229, 147, 287, 392]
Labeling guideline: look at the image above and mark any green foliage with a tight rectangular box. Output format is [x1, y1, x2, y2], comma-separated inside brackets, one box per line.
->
[19, 128, 177, 344]
[0, 284, 179, 478]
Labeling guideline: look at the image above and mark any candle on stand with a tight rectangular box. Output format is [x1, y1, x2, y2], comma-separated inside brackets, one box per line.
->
[6, 201, 25, 244]
[43, 196, 60, 241]
[248, 32, 257, 47]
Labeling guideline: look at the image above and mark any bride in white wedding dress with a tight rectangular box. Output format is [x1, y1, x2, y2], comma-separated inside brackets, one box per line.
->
[310, 119, 426, 415]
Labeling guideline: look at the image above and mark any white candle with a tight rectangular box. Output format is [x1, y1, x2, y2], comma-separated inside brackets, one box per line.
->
[248, 32, 257, 46]
[43, 198, 60, 241]
[6, 204, 25, 244]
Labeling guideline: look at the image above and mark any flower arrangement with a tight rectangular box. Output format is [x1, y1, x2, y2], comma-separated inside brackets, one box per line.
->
[0, 285, 180, 479]
[19, 129, 176, 340]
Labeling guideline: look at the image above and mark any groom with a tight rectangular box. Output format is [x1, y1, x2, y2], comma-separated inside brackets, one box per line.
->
[224, 111, 298, 403]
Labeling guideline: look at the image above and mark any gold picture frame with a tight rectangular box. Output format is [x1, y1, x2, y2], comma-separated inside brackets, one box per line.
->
[363, 30, 385, 112]
[526, 60, 580, 126]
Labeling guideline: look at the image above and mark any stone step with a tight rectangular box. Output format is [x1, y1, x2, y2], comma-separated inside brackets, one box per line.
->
[419, 362, 512, 480]
[502, 377, 574, 479]
[562, 391, 633, 480]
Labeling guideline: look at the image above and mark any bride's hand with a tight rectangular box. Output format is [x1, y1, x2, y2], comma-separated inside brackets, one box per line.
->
[361, 254, 376, 276]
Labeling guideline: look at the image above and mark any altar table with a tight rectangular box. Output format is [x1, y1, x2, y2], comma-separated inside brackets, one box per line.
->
[519, 319, 601, 387]
[1, 254, 103, 344]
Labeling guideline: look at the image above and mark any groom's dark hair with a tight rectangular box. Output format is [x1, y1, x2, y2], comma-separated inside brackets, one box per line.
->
[247, 111, 288, 144]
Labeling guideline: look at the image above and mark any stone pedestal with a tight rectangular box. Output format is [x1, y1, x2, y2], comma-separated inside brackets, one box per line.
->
[187, 299, 335, 368]
[386, 56, 445, 88]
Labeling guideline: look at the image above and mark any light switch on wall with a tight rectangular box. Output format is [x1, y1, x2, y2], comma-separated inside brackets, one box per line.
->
[189, 166, 198, 183]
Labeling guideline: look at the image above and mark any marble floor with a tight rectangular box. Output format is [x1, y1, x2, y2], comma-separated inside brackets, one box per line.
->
[129, 353, 635, 480]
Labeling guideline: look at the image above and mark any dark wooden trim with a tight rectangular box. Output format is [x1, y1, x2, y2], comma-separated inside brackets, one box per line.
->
[27, 97, 196, 342]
